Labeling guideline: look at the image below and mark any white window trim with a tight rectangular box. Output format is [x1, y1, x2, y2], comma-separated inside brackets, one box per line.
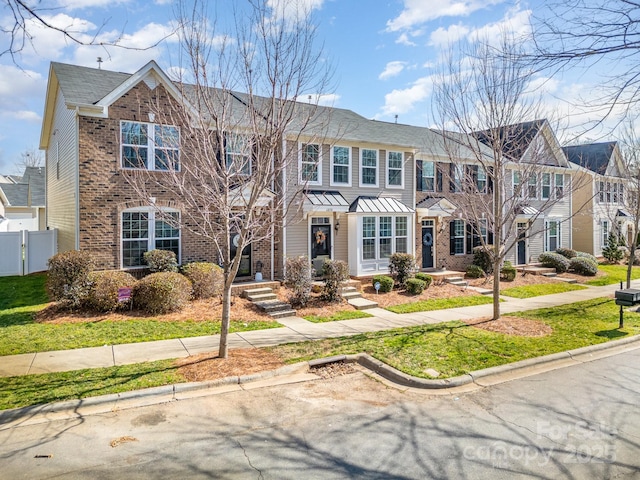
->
[542, 172, 551, 200]
[225, 132, 252, 177]
[386, 151, 404, 189]
[121, 206, 181, 269]
[452, 219, 465, 255]
[421, 160, 436, 192]
[544, 219, 561, 252]
[330, 145, 352, 187]
[299, 142, 322, 186]
[360, 148, 379, 188]
[602, 220, 609, 249]
[361, 215, 410, 261]
[120, 120, 180, 172]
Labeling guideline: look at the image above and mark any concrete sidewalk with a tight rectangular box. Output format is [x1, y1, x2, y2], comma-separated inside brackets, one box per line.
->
[1, 280, 636, 378]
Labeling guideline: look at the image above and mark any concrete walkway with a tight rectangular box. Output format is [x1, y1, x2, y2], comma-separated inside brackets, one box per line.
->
[1, 281, 637, 378]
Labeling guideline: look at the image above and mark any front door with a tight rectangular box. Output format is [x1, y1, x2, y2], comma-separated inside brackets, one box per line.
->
[517, 222, 527, 265]
[421, 221, 435, 268]
[311, 220, 331, 276]
[230, 233, 251, 277]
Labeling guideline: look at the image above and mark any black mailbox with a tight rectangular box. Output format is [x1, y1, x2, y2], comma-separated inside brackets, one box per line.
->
[615, 289, 640, 306]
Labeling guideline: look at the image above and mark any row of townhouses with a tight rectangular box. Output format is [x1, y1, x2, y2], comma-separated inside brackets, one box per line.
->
[39, 61, 634, 281]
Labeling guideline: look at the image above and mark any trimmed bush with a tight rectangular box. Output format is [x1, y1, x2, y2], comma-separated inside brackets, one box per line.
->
[372, 275, 394, 293]
[134, 272, 192, 314]
[556, 247, 576, 259]
[472, 246, 494, 274]
[466, 264, 485, 279]
[86, 270, 137, 312]
[406, 278, 427, 295]
[570, 257, 598, 276]
[182, 262, 223, 299]
[500, 261, 516, 281]
[538, 252, 571, 273]
[389, 253, 415, 287]
[284, 256, 314, 306]
[574, 251, 598, 263]
[47, 250, 94, 307]
[414, 272, 433, 288]
[322, 260, 350, 302]
[143, 249, 178, 273]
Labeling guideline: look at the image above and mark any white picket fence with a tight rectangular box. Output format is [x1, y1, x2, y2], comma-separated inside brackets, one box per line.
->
[0, 229, 57, 276]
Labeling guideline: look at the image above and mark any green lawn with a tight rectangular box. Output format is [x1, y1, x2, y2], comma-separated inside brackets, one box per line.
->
[500, 282, 587, 298]
[303, 310, 373, 323]
[0, 275, 279, 356]
[273, 297, 640, 379]
[386, 294, 493, 314]
[586, 264, 640, 286]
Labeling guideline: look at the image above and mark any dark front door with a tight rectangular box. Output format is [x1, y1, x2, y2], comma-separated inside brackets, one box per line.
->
[422, 226, 434, 268]
[517, 223, 527, 265]
[230, 233, 251, 277]
[311, 224, 331, 275]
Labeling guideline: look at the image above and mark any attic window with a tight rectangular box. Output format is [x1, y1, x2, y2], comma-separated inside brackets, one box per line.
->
[121, 121, 180, 172]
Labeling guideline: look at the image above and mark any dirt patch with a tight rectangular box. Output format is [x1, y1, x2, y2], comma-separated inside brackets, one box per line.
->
[468, 270, 602, 288]
[175, 348, 286, 382]
[311, 361, 357, 379]
[359, 282, 479, 308]
[464, 316, 552, 337]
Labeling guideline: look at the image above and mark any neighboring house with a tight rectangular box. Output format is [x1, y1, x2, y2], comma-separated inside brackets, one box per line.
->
[563, 142, 632, 256]
[0, 167, 46, 232]
[476, 120, 574, 266]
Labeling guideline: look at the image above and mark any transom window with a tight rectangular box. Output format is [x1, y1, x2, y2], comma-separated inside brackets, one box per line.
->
[361, 149, 378, 187]
[300, 143, 321, 185]
[121, 121, 180, 171]
[122, 209, 180, 268]
[225, 133, 252, 176]
[387, 151, 403, 187]
[331, 146, 351, 186]
[361, 215, 409, 260]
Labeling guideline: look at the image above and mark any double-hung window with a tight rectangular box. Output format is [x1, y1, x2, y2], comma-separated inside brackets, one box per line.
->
[420, 160, 435, 191]
[225, 133, 252, 176]
[542, 173, 551, 200]
[451, 219, 465, 255]
[362, 217, 376, 260]
[379, 216, 392, 258]
[613, 183, 618, 203]
[395, 217, 408, 253]
[300, 143, 321, 185]
[476, 166, 487, 193]
[513, 171, 522, 197]
[387, 151, 403, 187]
[361, 215, 409, 261]
[545, 220, 561, 252]
[331, 146, 351, 186]
[121, 121, 180, 171]
[122, 208, 180, 268]
[555, 174, 564, 199]
[360, 149, 378, 187]
[528, 173, 537, 199]
[602, 220, 609, 248]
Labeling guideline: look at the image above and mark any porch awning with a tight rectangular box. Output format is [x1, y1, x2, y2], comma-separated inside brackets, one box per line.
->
[303, 190, 350, 213]
[515, 205, 540, 219]
[617, 209, 632, 218]
[416, 197, 457, 218]
[229, 181, 275, 207]
[348, 196, 414, 214]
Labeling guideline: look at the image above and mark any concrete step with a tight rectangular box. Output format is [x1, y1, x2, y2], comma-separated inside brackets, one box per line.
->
[448, 279, 469, 287]
[254, 300, 293, 313]
[246, 292, 277, 302]
[555, 277, 577, 284]
[341, 286, 358, 294]
[341, 291, 362, 300]
[541, 272, 557, 278]
[446, 276, 465, 283]
[348, 297, 379, 310]
[242, 287, 274, 299]
[269, 309, 298, 319]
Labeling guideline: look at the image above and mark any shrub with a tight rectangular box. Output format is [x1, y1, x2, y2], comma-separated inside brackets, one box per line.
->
[86, 270, 137, 312]
[182, 262, 223, 299]
[556, 247, 576, 259]
[414, 272, 433, 288]
[284, 256, 314, 306]
[143, 249, 178, 273]
[602, 233, 624, 263]
[574, 251, 598, 263]
[500, 261, 516, 281]
[466, 264, 485, 279]
[388, 253, 415, 287]
[472, 246, 494, 274]
[570, 257, 598, 276]
[372, 275, 394, 293]
[47, 250, 94, 307]
[322, 260, 350, 302]
[538, 252, 571, 273]
[134, 272, 192, 314]
[406, 278, 427, 295]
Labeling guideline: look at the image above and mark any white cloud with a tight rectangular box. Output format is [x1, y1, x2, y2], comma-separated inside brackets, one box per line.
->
[2, 110, 42, 122]
[0, 65, 45, 109]
[469, 7, 532, 45]
[429, 23, 470, 47]
[395, 33, 416, 46]
[379, 61, 407, 80]
[387, 0, 505, 32]
[266, 0, 325, 24]
[57, 0, 130, 10]
[297, 93, 340, 106]
[379, 75, 433, 117]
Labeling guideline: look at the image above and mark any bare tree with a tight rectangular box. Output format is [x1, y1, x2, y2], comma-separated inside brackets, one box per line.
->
[430, 34, 574, 320]
[15, 146, 43, 172]
[125, 0, 332, 358]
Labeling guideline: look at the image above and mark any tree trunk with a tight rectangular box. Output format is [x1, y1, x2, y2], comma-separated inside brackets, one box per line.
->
[219, 284, 232, 358]
[492, 257, 501, 320]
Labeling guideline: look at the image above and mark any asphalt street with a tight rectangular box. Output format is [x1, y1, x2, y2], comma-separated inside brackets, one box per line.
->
[1, 347, 640, 479]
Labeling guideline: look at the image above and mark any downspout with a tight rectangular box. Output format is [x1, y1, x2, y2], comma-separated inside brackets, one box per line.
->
[74, 107, 80, 250]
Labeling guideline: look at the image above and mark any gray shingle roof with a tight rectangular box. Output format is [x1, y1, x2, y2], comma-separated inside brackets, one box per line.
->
[562, 142, 616, 174]
[0, 167, 45, 207]
[52, 62, 131, 105]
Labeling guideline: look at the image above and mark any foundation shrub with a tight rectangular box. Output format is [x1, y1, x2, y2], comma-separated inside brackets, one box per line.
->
[182, 262, 223, 299]
[134, 272, 192, 314]
[86, 270, 137, 312]
[47, 250, 94, 308]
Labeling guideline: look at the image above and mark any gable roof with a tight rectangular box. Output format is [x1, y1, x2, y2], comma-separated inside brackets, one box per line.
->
[562, 142, 617, 175]
[0, 167, 45, 207]
[474, 120, 544, 160]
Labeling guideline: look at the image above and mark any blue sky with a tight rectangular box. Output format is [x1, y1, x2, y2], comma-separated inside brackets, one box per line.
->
[0, 0, 624, 174]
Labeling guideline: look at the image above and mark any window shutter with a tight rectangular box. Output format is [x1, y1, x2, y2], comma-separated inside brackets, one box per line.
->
[416, 160, 424, 191]
[466, 222, 472, 254]
[488, 229, 494, 246]
[544, 221, 548, 251]
[558, 221, 562, 249]
[449, 163, 455, 192]
[450, 221, 456, 255]
[487, 166, 494, 194]
[436, 163, 443, 192]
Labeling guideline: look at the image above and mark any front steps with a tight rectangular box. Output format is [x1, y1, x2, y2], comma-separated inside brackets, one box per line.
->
[243, 287, 296, 319]
[445, 276, 469, 288]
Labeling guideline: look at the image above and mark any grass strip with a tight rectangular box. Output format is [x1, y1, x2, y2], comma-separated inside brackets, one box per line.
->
[500, 282, 587, 298]
[303, 310, 373, 323]
[386, 295, 492, 314]
[586, 264, 640, 286]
